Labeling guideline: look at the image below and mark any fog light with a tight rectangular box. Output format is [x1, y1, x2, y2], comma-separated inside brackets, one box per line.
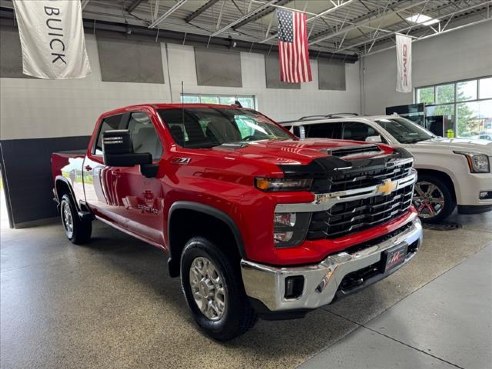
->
[479, 191, 492, 199]
[274, 212, 296, 227]
[274, 231, 293, 243]
[285, 276, 304, 299]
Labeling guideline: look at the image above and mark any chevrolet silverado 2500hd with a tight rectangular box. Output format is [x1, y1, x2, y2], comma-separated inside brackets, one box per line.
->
[51, 104, 423, 341]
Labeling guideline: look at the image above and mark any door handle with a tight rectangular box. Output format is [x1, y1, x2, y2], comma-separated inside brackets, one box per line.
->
[111, 169, 121, 177]
[85, 165, 92, 171]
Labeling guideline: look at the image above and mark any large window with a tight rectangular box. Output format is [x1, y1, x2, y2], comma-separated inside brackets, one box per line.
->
[416, 77, 492, 139]
[180, 94, 256, 109]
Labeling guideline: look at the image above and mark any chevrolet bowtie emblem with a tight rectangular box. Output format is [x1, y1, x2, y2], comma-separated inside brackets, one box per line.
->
[377, 179, 397, 195]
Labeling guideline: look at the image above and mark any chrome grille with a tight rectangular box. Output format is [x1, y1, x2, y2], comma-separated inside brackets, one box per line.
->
[308, 186, 413, 239]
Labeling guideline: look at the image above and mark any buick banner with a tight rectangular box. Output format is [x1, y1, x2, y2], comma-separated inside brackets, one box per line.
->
[12, 0, 91, 79]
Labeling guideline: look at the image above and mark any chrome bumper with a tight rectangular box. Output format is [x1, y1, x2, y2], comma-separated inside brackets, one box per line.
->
[241, 216, 423, 312]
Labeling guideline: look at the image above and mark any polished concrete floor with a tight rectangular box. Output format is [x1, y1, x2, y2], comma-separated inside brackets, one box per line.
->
[1, 211, 491, 369]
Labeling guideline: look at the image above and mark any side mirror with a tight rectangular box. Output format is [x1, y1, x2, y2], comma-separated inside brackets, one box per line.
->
[103, 130, 151, 167]
[366, 135, 382, 143]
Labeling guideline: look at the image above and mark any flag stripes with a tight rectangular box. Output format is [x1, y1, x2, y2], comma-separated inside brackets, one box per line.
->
[277, 9, 312, 83]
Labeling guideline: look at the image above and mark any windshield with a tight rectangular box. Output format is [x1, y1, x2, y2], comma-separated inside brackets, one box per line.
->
[158, 108, 293, 148]
[375, 117, 435, 144]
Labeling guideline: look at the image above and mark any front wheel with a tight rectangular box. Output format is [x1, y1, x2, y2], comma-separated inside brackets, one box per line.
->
[180, 237, 257, 341]
[413, 175, 456, 223]
[60, 194, 92, 244]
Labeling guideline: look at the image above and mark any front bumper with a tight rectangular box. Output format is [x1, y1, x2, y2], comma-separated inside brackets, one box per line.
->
[241, 217, 422, 312]
[455, 172, 492, 207]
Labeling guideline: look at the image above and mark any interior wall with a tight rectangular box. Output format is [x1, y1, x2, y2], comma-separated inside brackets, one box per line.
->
[362, 20, 492, 115]
[0, 31, 359, 225]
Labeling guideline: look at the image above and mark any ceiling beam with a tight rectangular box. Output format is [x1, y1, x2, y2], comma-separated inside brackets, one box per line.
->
[339, 1, 490, 53]
[310, 0, 427, 45]
[232, 0, 291, 30]
[149, 0, 188, 28]
[211, 0, 277, 37]
[126, 0, 144, 13]
[259, 0, 356, 43]
[185, 0, 221, 23]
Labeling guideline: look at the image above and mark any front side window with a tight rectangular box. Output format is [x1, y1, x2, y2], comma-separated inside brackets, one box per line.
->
[94, 114, 125, 155]
[304, 122, 343, 139]
[342, 122, 377, 141]
[158, 108, 293, 148]
[127, 112, 162, 160]
[375, 117, 434, 144]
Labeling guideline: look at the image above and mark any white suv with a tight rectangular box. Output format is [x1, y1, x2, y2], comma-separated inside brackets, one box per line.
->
[281, 114, 492, 223]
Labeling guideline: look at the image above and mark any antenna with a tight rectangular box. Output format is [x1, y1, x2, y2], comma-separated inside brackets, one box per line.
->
[181, 81, 185, 128]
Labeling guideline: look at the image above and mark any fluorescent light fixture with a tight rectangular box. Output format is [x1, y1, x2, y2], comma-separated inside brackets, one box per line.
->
[405, 14, 440, 26]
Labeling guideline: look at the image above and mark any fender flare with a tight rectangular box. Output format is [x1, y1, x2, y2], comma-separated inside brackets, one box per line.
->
[168, 201, 245, 257]
[54, 176, 80, 211]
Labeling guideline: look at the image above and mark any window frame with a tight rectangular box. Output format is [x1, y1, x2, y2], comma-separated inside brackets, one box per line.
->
[415, 76, 492, 138]
[93, 113, 127, 155]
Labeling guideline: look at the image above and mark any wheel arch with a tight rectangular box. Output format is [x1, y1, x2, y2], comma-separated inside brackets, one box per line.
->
[54, 176, 80, 211]
[167, 201, 245, 278]
[416, 168, 457, 202]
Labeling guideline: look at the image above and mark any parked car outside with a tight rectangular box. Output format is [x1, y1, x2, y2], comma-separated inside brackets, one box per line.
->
[281, 114, 492, 223]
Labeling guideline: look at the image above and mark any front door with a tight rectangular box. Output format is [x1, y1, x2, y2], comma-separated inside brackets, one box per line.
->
[83, 111, 166, 246]
[109, 111, 165, 245]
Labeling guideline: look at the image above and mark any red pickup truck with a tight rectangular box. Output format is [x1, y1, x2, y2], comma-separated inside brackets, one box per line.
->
[51, 104, 422, 341]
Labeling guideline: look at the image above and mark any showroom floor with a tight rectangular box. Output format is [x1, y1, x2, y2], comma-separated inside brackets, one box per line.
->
[1, 212, 491, 369]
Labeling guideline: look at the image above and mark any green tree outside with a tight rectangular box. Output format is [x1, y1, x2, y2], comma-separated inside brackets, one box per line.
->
[417, 86, 476, 136]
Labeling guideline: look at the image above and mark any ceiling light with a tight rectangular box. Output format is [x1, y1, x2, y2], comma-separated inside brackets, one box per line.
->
[405, 14, 440, 26]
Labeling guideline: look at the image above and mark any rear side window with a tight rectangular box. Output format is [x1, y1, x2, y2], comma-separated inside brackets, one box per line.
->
[94, 114, 125, 154]
[304, 122, 343, 139]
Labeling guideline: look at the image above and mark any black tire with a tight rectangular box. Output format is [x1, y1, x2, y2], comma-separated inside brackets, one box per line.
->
[60, 194, 92, 244]
[413, 174, 456, 223]
[180, 237, 257, 341]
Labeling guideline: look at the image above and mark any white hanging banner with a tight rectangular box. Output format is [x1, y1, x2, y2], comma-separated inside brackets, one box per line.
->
[395, 34, 412, 93]
[12, 0, 91, 79]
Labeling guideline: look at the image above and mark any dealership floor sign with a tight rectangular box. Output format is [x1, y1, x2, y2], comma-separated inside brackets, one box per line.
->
[13, 0, 91, 79]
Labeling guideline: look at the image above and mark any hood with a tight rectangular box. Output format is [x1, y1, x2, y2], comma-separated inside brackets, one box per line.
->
[211, 138, 393, 166]
[410, 137, 492, 155]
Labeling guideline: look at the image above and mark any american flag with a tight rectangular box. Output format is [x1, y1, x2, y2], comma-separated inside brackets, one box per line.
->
[277, 9, 312, 83]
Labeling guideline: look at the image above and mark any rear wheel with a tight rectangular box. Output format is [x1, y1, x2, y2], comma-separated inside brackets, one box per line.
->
[413, 175, 455, 223]
[60, 194, 92, 244]
[180, 237, 257, 341]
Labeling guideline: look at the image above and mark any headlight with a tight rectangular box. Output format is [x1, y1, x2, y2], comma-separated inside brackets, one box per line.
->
[454, 151, 490, 173]
[255, 177, 312, 191]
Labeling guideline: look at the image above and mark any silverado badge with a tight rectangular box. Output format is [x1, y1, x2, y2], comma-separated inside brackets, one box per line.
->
[377, 179, 397, 195]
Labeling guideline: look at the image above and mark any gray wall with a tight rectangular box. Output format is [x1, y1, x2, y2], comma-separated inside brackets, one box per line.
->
[362, 21, 492, 115]
[0, 28, 361, 226]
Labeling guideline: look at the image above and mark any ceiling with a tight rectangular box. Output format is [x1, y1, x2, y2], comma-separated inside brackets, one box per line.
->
[2, 0, 492, 57]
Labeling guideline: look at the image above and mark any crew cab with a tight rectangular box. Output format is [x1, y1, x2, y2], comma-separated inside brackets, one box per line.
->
[282, 114, 492, 223]
[51, 104, 422, 341]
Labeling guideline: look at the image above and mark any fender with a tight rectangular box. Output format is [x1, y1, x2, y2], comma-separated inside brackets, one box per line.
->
[168, 201, 245, 257]
[167, 201, 246, 277]
[54, 175, 79, 210]
[54, 176, 94, 221]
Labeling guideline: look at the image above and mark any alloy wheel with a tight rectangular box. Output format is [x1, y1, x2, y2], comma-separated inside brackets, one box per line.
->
[413, 181, 445, 219]
[189, 256, 226, 321]
[61, 201, 74, 238]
